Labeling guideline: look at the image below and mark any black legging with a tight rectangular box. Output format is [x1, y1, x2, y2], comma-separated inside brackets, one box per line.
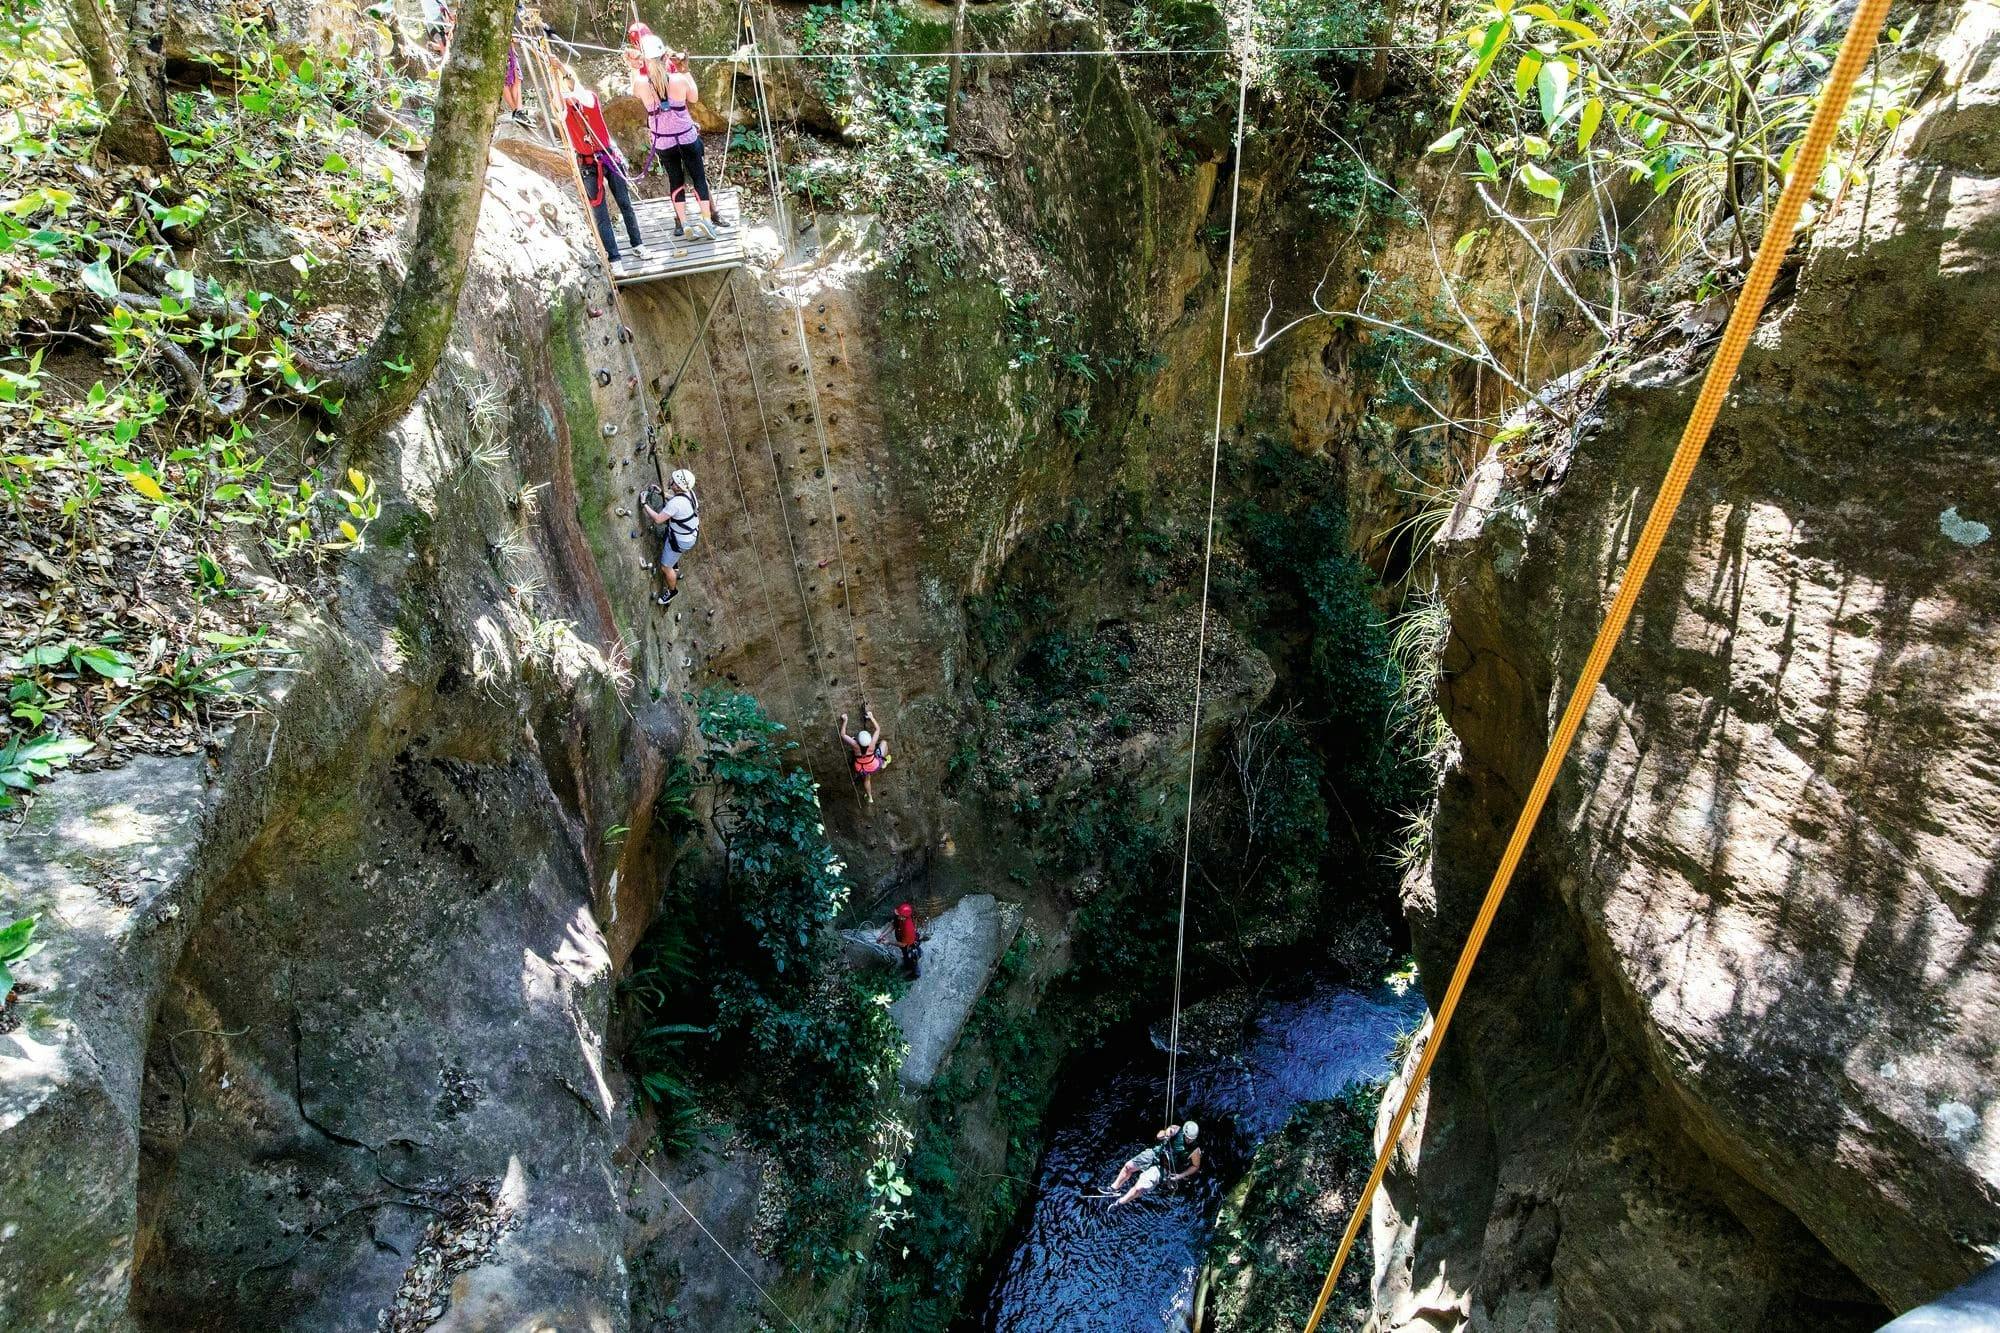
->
[580, 153, 642, 259]
[659, 135, 711, 207]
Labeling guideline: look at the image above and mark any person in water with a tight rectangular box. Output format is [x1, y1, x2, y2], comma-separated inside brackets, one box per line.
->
[624, 31, 727, 239]
[840, 707, 889, 803]
[877, 902, 922, 979]
[640, 468, 699, 606]
[1109, 1121, 1202, 1206]
[558, 63, 645, 263]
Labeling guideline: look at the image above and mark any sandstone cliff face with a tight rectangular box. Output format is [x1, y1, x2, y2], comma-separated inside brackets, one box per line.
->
[1372, 5, 2000, 1327]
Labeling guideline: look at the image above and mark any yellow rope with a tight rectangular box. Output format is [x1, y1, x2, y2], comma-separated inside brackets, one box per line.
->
[1298, 0, 1893, 1326]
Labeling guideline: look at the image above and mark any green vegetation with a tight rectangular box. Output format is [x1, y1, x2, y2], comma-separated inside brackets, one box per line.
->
[1, 5, 398, 808]
[1203, 1082, 1384, 1332]
[622, 690, 909, 1282]
[0, 915, 43, 1003]
[787, 2, 980, 233]
[1430, 0, 1914, 244]
[864, 931, 1065, 1331]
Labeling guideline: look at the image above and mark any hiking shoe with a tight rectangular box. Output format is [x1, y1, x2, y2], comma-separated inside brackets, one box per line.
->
[672, 219, 685, 238]
[710, 212, 733, 229]
[655, 589, 676, 607]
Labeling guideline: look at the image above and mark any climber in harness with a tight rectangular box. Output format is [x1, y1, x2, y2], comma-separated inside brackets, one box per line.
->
[558, 63, 645, 264]
[876, 901, 922, 979]
[839, 707, 890, 803]
[639, 469, 699, 607]
[624, 29, 729, 240]
[501, 37, 530, 128]
[1109, 1121, 1202, 1206]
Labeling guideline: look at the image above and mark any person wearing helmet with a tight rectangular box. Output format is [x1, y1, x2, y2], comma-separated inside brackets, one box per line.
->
[639, 468, 699, 606]
[559, 62, 645, 263]
[876, 902, 922, 978]
[839, 706, 889, 803]
[624, 32, 729, 239]
[1109, 1121, 1202, 1206]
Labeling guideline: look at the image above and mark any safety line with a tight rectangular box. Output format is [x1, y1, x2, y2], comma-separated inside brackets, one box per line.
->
[743, 29, 870, 709]
[698, 326, 798, 697]
[542, 37, 1450, 59]
[1296, 0, 1894, 1325]
[726, 274, 836, 711]
[633, 1154, 805, 1333]
[1164, 64, 1250, 1131]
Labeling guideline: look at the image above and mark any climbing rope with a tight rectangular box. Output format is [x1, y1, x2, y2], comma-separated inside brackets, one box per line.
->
[632, 1154, 805, 1333]
[727, 273, 837, 712]
[1296, 0, 1894, 1326]
[742, 28, 871, 711]
[698, 326, 802, 698]
[1163, 65, 1250, 1132]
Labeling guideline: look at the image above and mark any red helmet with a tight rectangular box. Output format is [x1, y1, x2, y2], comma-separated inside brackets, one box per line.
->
[625, 21, 652, 45]
[896, 902, 914, 918]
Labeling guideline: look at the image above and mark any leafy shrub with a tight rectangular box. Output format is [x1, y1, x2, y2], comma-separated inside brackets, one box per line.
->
[622, 689, 908, 1282]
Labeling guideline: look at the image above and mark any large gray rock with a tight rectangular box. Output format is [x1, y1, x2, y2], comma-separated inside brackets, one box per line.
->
[846, 894, 1023, 1089]
[0, 757, 209, 1329]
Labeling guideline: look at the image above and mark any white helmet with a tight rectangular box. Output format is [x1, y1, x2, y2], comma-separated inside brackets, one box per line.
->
[856, 730, 874, 748]
[1181, 1121, 1199, 1143]
[671, 468, 696, 492]
[638, 33, 667, 59]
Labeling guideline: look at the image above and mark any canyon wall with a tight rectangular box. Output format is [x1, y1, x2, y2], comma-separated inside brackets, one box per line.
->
[1372, 4, 2000, 1327]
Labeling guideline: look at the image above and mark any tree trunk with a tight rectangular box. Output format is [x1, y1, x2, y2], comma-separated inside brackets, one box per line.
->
[89, 0, 171, 164]
[1352, 0, 1406, 103]
[63, 0, 121, 112]
[334, 0, 511, 436]
[945, 0, 968, 146]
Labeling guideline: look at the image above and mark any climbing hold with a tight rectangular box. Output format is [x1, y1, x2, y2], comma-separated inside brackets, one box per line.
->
[618, 326, 633, 344]
[589, 306, 604, 318]
[629, 529, 639, 538]
[595, 368, 613, 387]
[816, 559, 830, 569]
[626, 374, 639, 396]
[603, 423, 619, 437]
[788, 363, 800, 373]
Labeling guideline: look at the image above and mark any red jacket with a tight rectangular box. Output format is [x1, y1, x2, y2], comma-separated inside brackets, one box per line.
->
[563, 90, 615, 157]
[892, 915, 918, 948]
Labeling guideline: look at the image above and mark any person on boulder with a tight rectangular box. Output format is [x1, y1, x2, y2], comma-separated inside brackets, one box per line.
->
[625, 33, 727, 239]
[1109, 1121, 1201, 1206]
[877, 902, 922, 979]
[840, 707, 889, 803]
[559, 64, 644, 263]
[639, 469, 699, 607]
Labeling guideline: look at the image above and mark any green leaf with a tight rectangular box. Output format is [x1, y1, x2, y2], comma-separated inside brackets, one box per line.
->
[80, 259, 119, 302]
[321, 151, 349, 173]
[0, 917, 35, 960]
[1577, 96, 1604, 152]
[1514, 52, 1543, 101]
[1519, 162, 1565, 206]
[1427, 127, 1468, 153]
[1453, 18, 1511, 124]
[1536, 59, 1572, 126]
[1473, 144, 1500, 180]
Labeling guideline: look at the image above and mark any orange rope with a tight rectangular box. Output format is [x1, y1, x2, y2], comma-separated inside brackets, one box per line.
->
[1298, 1, 1893, 1326]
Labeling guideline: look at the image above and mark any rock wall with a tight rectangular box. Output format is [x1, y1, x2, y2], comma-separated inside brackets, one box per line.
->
[1372, 4, 2000, 1327]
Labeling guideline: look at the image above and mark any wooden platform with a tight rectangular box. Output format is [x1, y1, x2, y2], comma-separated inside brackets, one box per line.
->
[609, 187, 747, 286]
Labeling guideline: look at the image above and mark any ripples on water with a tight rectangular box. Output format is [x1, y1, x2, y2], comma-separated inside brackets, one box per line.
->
[975, 982, 1422, 1333]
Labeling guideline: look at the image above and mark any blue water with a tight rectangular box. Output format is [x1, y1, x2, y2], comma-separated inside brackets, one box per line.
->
[977, 980, 1424, 1332]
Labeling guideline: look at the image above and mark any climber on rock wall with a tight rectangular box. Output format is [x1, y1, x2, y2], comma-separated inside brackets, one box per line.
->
[1109, 1121, 1201, 1206]
[639, 468, 699, 607]
[840, 707, 890, 803]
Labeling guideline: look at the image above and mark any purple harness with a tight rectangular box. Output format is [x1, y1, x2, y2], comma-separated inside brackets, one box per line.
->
[647, 98, 699, 150]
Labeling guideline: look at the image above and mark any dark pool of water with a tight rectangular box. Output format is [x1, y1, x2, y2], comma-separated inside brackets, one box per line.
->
[973, 980, 1422, 1333]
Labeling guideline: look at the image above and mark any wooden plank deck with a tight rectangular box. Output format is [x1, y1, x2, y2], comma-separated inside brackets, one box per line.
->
[609, 187, 747, 287]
